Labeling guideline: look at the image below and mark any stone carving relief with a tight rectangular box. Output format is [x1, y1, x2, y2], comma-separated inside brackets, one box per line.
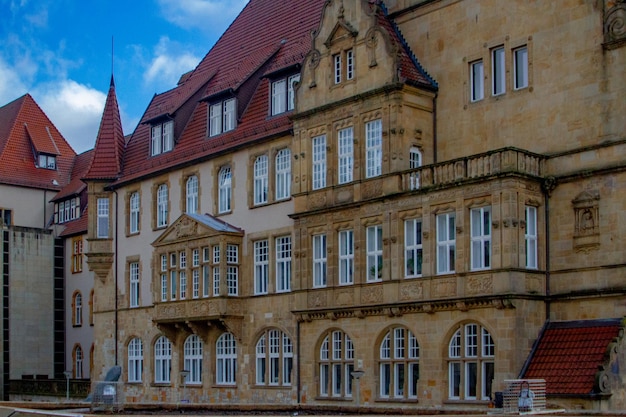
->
[467, 275, 493, 295]
[604, 1, 626, 49]
[361, 286, 383, 304]
[399, 281, 424, 301]
[572, 190, 600, 251]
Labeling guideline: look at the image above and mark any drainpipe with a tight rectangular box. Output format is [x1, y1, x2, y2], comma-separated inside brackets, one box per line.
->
[296, 319, 301, 404]
[542, 178, 554, 321]
[113, 190, 119, 366]
[432, 92, 438, 164]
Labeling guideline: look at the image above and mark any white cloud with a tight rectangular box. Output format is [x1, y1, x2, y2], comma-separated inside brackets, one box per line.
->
[157, 0, 248, 33]
[0, 57, 28, 104]
[144, 37, 201, 90]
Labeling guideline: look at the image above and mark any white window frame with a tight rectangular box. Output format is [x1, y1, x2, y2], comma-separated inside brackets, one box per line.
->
[525, 206, 538, 269]
[156, 184, 168, 228]
[130, 262, 140, 308]
[130, 192, 140, 234]
[470, 207, 491, 271]
[223, 98, 236, 132]
[312, 234, 327, 288]
[365, 119, 382, 178]
[74, 346, 83, 378]
[151, 120, 174, 156]
[209, 102, 222, 136]
[186, 175, 199, 214]
[271, 78, 287, 115]
[209, 98, 236, 136]
[276, 236, 291, 293]
[492, 46, 505, 96]
[346, 49, 354, 80]
[184, 335, 203, 385]
[154, 336, 172, 384]
[253, 155, 268, 205]
[448, 324, 494, 401]
[366, 225, 383, 282]
[216, 333, 237, 385]
[128, 338, 143, 383]
[437, 212, 456, 274]
[470, 60, 484, 102]
[334, 53, 342, 84]
[513, 46, 529, 90]
[404, 219, 423, 278]
[379, 328, 419, 399]
[256, 329, 293, 386]
[74, 292, 82, 326]
[275, 149, 291, 201]
[97, 198, 109, 238]
[338, 230, 354, 285]
[338, 127, 354, 184]
[312, 135, 327, 190]
[226, 244, 239, 296]
[213, 246, 220, 296]
[218, 167, 232, 214]
[319, 330, 354, 398]
[254, 240, 269, 295]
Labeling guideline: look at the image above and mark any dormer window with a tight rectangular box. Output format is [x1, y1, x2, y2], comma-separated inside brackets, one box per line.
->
[38, 153, 56, 170]
[333, 49, 354, 84]
[271, 74, 300, 115]
[209, 98, 237, 137]
[55, 197, 80, 224]
[151, 120, 174, 156]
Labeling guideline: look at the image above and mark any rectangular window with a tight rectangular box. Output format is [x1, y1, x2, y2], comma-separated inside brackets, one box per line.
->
[365, 119, 382, 178]
[226, 244, 238, 296]
[366, 225, 383, 282]
[209, 98, 236, 136]
[338, 230, 354, 285]
[223, 98, 237, 132]
[470, 207, 491, 271]
[492, 46, 505, 96]
[338, 127, 354, 184]
[271, 79, 286, 115]
[213, 246, 221, 296]
[437, 212, 456, 274]
[151, 121, 173, 156]
[254, 240, 269, 295]
[209, 102, 222, 136]
[276, 236, 291, 292]
[334, 54, 342, 84]
[313, 234, 327, 288]
[97, 198, 109, 238]
[38, 153, 56, 169]
[470, 60, 484, 102]
[275, 149, 291, 201]
[160, 255, 167, 302]
[287, 75, 299, 111]
[156, 184, 168, 228]
[312, 135, 327, 190]
[130, 192, 140, 234]
[404, 219, 422, 277]
[72, 237, 83, 273]
[514, 46, 528, 90]
[525, 206, 538, 269]
[130, 262, 140, 308]
[346, 49, 354, 80]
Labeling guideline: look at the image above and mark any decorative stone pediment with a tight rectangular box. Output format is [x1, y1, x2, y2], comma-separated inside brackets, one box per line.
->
[152, 213, 243, 247]
[572, 190, 600, 251]
[325, 20, 358, 48]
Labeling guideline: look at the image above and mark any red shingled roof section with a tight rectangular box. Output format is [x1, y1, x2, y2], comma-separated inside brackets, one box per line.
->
[52, 149, 94, 202]
[59, 209, 88, 237]
[84, 76, 125, 180]
[523, 319, 622, 395]
[0, 94, 76, 190]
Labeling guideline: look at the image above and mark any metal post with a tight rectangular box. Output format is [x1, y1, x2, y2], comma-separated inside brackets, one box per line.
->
[63, 371, 71, 401]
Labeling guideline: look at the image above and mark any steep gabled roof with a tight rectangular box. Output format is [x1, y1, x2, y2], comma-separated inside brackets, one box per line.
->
[51, 149, 94, 202]
[84, 76, 125, 181]
[0, 94, 76, 190]
[522, 319, 623, 396]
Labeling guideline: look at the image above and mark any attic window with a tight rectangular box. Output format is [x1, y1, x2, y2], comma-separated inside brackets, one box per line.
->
[55, 197, 80, 224]
[38, 153, 56, 170]
[209, 98, 237, 137]
[151, 120, 174, 156]
[334, 49, 354, 84]
[271, 74, 300, 115]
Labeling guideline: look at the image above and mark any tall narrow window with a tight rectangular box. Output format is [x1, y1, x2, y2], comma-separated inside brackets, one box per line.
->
[218, 167, 232, 214]
[128, 338, 143, 383]
[223, 98, 237, 132]
[319, 330, 354, 398]
[226, 244, 239, 296]
[448, 323, 494, 401]
[379, 327, 420, 399]
[209, 98, 236, 136]
[405, 219, 423, 277]
[312, 135, 327, 190]
[367, 225, 383, 282]
[160, 255, 167, 302]
[156, 184, 168, 228]
[130, 192, 140, 234]
[366, 119, 383, 178]
[470, 207, 491, 271]
[271, 79, 287, 115]
[409, 147, 422, 190]
[276, 236, 291, 292]
[287, 75, 299, 111]
[492, 47, 505, 96]
[437, 212, 456, 274]
[216, 333, 237, 385]
[338, 230, 354, 285]
[254, 240, 269, 295]
[74, 345, 83, 378]
[275, 149, 291, 201]
[254, 155, 268, 205]
[346, 49, 354, 80]
[338, 127, 354, 184]
[334, 54, 342, 84]
[73, 292, 82, 326]
[130, 262, 140, 308]
[313, 234, 327, 288]
[186, 175, 199, 214]
[97, 198, 109, 238]
[213, 246, 221, 296]
[470, 60, 484, 102]
[209, 102, 222, 136]
[72, 237, 83, 273]
[154, 336, 172, 384]
[525, 206, 538, 269]
[514, 46, 528, 90]
[184, 335, 203, 385]
[151, 121, 174, 156]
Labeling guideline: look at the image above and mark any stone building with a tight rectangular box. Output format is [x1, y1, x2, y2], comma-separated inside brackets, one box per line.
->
[84, 0, 626, 411]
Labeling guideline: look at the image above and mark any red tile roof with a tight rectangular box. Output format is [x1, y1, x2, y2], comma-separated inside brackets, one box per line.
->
[522, 319, 623, 395]
[52, 149, 94, 202]
[0, 94, 76, 190]
[59, 210, 88, 237]
[84, 76, 125, 181]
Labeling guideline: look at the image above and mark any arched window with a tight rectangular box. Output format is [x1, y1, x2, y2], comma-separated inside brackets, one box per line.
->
[154, 336, 172, 384]
[73, 292, 82, 326]
[186, 175, 199, 214]
[128, 338, 143, 383]
[255, 329, 293, 386]
[216, 333, 237, 385]
[184, 335, 203, 384]
[318, 330, 354, 398]
[218, 167, 232, 213]
[379, 327, 419, 399]
[275, 149, 291, 200]
[74, 345, 83, 379]
[253, 155, 268, 205]
[448, 323, 495, 401]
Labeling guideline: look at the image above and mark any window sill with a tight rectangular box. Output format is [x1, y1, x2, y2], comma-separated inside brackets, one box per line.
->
[375, 397, 419, 403]
[315, 396, 353, 402]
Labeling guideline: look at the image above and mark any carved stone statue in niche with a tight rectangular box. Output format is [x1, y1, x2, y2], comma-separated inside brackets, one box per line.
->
[572, 190, 600, 251]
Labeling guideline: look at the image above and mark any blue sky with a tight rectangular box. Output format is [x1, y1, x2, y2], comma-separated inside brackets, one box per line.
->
[0, 0, 248, 153]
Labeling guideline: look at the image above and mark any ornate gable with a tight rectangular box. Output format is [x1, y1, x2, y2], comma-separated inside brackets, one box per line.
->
[152, 213, 243, 247]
